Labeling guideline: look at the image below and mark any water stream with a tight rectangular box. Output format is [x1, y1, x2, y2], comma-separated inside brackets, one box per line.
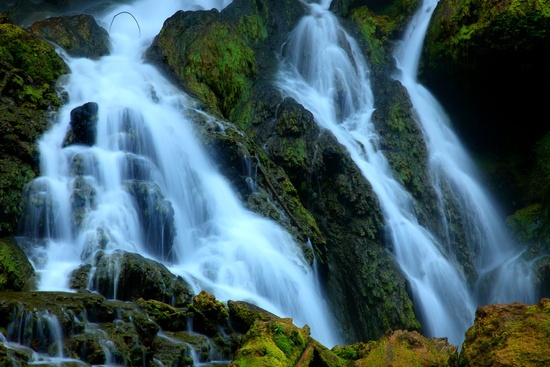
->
[17, 0, 340, 348]
[277, 0, 536, 345]
[393, 0, 536, 308]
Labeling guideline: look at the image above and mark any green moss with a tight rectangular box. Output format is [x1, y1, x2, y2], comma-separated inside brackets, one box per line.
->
[0, 23, 66, 108]
[238, 14, 268, 43]
[334, 330, 457, 367]
[230, 319, 309, 367]
[459, 300, 550, 366]
[0, 237, 35, 291]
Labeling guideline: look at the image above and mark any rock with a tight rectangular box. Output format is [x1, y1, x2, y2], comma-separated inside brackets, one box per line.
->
[63, 101, 99, 146]
[0, 291, 209, 366]
[189, 291, 229, 337]
[229, 317, 344, 367]
[125, 180, 176, 262]
[0, 237, 36, 291]
[228, 300, 280, 334]
[459, 299, 550, 367]
[334, 330, 458, 366]
[88, 250, 194, 307]
[29, 14, 110, 59]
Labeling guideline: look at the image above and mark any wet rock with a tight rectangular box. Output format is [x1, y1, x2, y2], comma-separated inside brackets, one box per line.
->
[125, 180, 176, 263]
[90, 250, 193, 307]
[250, 90, 419, 342]
[29, 14, 110, 59]
[63, 101, 99, 147]
[228, 299, 280, 334]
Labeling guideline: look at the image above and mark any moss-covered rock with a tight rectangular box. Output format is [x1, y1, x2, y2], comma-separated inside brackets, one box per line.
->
[0, 17, 66, 236]
[0, 21, 66, 108]
[0, 237, 36, 291]
[28, 14, 110, 59]
[249, 88, 420, 342]
[458, 299, 550, 367]
[229, 318, 342, 367]
[147, 9, 257, 119]
[334, 330, 458, 366]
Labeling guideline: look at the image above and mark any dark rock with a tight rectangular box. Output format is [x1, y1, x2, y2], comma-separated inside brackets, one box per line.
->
[29, 14, 110, 59]
[125, 180, 176, 262]
[90, 250, 193, 307]
[63, 101, 99, 146]
[420, 0, 550, 171]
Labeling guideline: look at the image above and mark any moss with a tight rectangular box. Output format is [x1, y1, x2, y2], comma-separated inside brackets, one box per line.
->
[333, 330, 457, 367]
[459, 299, 550, 366]
[0, 237, 35, 291]
[0, 23, 66, 108]
[230, 319, 309, 367]
[135, 298, 187, 332]
[152, 11, 257, 119]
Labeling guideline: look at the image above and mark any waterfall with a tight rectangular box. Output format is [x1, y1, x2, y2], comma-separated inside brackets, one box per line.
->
[393, 0, 536, 308]
[277, 0, 480, 345]
[17, 0, 340, 347]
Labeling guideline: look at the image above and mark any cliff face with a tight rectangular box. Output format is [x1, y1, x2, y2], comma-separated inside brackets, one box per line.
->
[420, 0, 550, 295]
[420, 0, 550, 212]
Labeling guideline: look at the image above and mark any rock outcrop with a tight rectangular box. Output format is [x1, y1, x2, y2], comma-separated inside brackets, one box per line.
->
[459, 299, 550, 367]
[28, 14, 110, 59]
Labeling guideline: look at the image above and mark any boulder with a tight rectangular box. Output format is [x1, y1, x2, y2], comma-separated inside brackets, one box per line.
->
[85, 250, 194, 307]
[459, 299, 550, 367]
[333, 330, 458, 366]
[63, 101, 99, 146]
[29, 14, 110, 59]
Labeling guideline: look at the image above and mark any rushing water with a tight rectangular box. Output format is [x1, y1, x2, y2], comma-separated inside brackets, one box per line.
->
[393, 0, 536, 308]
[17, 0, 340, 348]
[277, 0, 536, 345]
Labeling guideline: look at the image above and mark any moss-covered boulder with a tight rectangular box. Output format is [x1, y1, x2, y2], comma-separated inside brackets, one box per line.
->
[249, 89, 420, 342]
[334, 330, 458, 366]
[0, 237, 36, 291]
[230, 318, 344, 367]
[458, 299, 550, 367]
[147, 0, 305, 122]
[147, 9, 257, 119]
[29, 14, 110, 59]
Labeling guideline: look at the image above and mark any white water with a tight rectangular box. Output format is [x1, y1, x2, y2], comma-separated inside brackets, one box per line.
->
[277, 0, 476, 345]
[393, 0, 535, 307]
[18, 0, 340, 347]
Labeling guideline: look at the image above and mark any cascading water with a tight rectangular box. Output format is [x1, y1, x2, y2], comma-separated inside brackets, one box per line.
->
[393, 0, 536, 309]
[17, 0, 340, 347]
[277, 0, 478, 345]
